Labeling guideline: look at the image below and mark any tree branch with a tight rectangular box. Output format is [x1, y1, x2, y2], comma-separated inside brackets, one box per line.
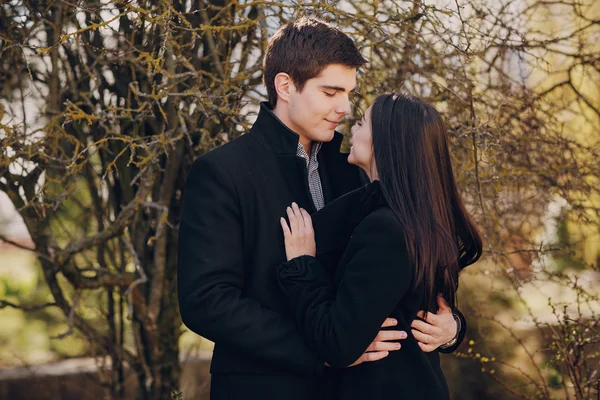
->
[0, 234, 54, 263]
[0, 300, 58, 311]
[56, 162, 157, 263]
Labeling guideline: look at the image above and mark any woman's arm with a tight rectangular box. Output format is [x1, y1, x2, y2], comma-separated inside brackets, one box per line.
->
[278, 208, 412, 368]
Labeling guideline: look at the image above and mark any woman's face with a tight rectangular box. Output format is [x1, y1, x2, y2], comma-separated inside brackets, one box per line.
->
[348, 105, 376, 178]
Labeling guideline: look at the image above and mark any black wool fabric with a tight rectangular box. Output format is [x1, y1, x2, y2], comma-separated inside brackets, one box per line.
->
[277, 181, 452, 400]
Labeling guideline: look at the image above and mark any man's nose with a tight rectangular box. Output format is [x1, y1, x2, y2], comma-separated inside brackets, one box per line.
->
[335, 94, 352, 116]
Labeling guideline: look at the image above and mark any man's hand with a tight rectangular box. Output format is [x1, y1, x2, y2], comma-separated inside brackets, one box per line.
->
[410, 294, 457, 352]
[347, 318, 407, 367]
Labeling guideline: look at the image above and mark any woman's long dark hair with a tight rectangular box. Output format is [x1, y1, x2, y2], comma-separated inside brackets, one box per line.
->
[370, 93, 483, 312]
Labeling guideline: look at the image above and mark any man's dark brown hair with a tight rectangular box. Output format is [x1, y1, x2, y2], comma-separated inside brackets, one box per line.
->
[263, 17, 367, 107]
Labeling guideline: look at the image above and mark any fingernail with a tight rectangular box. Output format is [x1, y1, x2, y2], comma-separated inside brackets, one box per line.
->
[400, 332, 407, 339]
[390, 319, 397, 325]
[395, 344, 401, 349]
[292, 202, 298, 207]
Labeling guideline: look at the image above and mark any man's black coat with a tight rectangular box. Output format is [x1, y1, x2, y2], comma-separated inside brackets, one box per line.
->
[177, 103, 362, 398]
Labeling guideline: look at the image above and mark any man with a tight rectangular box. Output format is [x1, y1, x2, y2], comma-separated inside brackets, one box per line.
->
[177, 18, 466, 400]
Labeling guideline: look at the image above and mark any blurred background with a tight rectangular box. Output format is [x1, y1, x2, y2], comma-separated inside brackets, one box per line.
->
[0, 0, 599, 399]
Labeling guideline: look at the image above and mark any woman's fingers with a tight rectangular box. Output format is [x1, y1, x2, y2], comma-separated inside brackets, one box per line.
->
[288, 203, 312, 233]
[286, 206, 299, 234]
[282, 203, 316, 259]
[291, 202, 305, 228]
[284, 202, 313, 238]
[300, 207, 313, 230]
[280, 217, 291, 238]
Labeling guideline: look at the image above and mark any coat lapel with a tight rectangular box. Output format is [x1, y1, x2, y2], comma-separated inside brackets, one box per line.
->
[276, 154, 316, 214]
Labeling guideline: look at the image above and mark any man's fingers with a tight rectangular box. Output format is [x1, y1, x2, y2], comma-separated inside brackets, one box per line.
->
[416, 310, 437, 324]
[362, 351, 389, 362]
[366, 341, 402, 352]
[410, 319, 435, 335]
[418, 342, 437, 353]
[374, 330, 407, 342]
[351, 351, 389, 366]
[381, 318, 397, 328]
[412, 329, 434, 344]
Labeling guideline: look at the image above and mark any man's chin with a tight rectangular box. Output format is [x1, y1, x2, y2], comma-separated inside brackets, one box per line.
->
[315, 130, 336, 143]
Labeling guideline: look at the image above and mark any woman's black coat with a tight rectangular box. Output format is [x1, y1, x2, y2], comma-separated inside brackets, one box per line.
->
[277, 181, 453, 399]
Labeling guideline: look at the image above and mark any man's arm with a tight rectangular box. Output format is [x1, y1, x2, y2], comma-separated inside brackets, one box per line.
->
[177, 157, 323, 374]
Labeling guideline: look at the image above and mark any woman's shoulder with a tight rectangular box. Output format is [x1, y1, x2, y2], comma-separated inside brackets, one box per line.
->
[351, 207, 411, 273]
[355, 206, 405, 240]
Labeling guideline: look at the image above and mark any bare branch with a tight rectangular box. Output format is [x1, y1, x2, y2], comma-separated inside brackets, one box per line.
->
[0, 300, 58, 311]
[56, 162, 157, 262]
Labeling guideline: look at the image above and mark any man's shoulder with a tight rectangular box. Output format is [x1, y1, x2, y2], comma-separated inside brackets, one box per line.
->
[194, 133, 261, 171]
[203, 133, 257, 160]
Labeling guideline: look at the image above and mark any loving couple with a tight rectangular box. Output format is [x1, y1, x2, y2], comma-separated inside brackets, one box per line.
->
[177, 17, 482, 400]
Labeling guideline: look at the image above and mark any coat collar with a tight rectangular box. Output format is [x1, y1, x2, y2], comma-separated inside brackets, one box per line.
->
[249, 102, 345, 156]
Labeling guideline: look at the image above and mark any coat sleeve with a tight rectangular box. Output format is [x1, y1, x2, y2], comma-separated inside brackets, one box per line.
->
[276, 211, 412, 368]
[177, 156, 323, 375]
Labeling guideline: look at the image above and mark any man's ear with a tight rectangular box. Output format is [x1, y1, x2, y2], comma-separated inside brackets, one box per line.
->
[274, 72, 295, 103]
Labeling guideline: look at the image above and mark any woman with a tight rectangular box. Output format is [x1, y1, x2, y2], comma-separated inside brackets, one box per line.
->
[277, 93, 483, 399]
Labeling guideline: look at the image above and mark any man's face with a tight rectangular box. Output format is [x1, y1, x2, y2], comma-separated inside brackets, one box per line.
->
[285, 64, 357, 143]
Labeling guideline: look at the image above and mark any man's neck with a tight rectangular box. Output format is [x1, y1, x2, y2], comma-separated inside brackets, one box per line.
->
[299, 138, 312, 158]
[273, 103, 312, 157]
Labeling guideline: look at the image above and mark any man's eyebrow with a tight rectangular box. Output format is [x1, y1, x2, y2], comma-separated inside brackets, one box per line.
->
[319, 85, 357, 93]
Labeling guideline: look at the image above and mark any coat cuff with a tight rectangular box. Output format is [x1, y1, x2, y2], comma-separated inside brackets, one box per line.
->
[276, 255, 330, 293]
[277, 255, 316, 279]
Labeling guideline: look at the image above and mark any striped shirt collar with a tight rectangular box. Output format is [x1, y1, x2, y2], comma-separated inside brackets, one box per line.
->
[296, 142, 323, 164]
